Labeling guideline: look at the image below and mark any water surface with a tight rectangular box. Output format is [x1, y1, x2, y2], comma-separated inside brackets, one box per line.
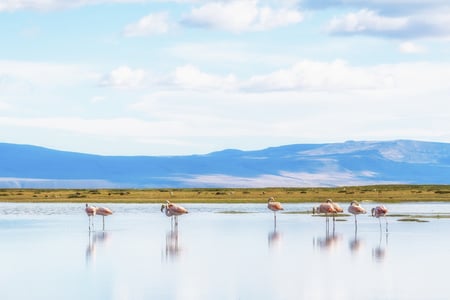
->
[1, 202, 449, 300]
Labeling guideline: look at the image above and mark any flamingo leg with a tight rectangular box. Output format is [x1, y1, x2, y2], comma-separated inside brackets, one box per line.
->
[102, 215, 105, 231]
[385, 216, 389, 233]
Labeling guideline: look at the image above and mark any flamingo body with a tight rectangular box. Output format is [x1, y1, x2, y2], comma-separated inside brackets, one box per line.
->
[372, 205, 389, 233]
[96, 207, 113, 216]
[348, 201, 366, 231]
[348, 201, 367, 215]
[267, 197, 284, 212]
[85, 204, 97, 231]
[161, 200, 187, 228]
[372, 205, 388, 218]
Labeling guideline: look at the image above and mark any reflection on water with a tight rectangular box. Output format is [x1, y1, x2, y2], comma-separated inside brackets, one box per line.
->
[349, 227, 364, 253]
[163, 224, 182, 262]
[86, 231, 111, 265]
[2, 202, 450, 300]
[268, 220, 282, 249]
[372, 231, 389, 263]
[313, 218, 342, 252]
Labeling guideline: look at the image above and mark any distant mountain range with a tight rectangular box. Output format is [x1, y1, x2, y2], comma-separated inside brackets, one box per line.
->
[1, 140, 449, 188]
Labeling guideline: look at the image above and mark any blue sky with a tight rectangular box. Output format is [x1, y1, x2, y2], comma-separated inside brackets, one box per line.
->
[1, 0, 449, 156]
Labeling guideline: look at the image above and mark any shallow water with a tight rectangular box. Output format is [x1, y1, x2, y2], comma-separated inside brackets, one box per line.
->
[1, 202, 450, 300]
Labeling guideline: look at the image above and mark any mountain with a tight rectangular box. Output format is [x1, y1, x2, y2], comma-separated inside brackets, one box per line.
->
[0, 140, 449, 188]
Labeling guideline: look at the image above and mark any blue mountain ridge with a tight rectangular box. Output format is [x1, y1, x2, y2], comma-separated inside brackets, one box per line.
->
[0, 140, 449, 188]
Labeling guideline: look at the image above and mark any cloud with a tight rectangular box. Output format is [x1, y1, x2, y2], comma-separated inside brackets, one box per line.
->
[326, 8, 450, 38]
[123, 12, 172, 37]
[399, 41, 425, 53]
[0, 60, 94, 90]
[100, 66, 146, 88]
[243, 60, 395, 91]
[182, 0, 303, 32]
[327, 9, 408, 35]
[168, 65, 237, 90]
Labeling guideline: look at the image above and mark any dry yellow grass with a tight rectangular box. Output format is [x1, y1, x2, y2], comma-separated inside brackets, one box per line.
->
[0, 185, 449, 203]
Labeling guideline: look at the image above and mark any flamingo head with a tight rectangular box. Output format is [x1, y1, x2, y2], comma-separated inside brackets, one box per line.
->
[326, 198, 333, 203]
[371, 207, 375, 216]
[160, 204, 166, 212]
[268, 197, 275, 203]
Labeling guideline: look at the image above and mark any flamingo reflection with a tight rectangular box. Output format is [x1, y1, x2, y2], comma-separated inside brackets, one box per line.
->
[313, 221, 341, 252]
[373, 230, 389, 262]
[349, 225, 364, 253]
[86, 230, 111, 265]
[164, 225, 181, 261]
[268, 220, 282, 249]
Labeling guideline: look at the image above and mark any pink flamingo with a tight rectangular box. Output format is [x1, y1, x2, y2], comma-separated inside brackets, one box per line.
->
[267, 197, 284, 226]
[96, 206, 113, 231]
[348, 201, 366, 231]
[372, 205, 388, 233]
[161, 200, 188, 227]
[313, 199, 337, 233]
[85, 203, 96, 231]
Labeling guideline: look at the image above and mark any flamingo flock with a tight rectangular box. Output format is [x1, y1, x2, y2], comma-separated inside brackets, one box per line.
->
[83, 198, 389, 235]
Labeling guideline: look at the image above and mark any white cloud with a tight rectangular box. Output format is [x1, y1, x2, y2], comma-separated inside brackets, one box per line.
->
[100, 66, 146, 88]
[327, 9, 408, 34]
[123, 12, 172, 37]
[0, 60, 94, 90]
[182, 0, 303, 32]
[243, 60, 395, 91]
[169, 65, 237, 90]
[399, 41, 425, 53]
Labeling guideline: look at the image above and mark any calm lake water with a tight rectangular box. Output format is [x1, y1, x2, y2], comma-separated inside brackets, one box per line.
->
[1, 202, 450, 300]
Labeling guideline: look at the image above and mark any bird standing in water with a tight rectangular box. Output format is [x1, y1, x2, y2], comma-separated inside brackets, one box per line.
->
[96, 206, 113, 231]
[348, 201, 367, 231]
[267, 197, 284, 227]
[161, 200, 188, 228]
[85, 203, 96, 231]
[372, 205, 389, 233]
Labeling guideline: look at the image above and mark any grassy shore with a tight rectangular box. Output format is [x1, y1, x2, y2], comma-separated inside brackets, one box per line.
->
[0, 184, 449, 203]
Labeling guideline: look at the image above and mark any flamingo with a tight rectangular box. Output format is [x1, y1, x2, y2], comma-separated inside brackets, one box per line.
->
[96, 206, 113, 231]
[161, 200, 188, 227]
[313, 199, 337, 232]
[348, 201, 366, 231]
[267, 197, 284, 227]
[372, 205, 389, 233]
[85, 203, 96, 231]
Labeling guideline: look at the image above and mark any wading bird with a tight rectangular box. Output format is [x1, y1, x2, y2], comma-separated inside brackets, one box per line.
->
[348, 201, 366, 231]
[267, 197, 284, 227]
[85, 203, 96, 231]
[161, 200, 188, 227]
[372, 205, 389, 233]
[313, 199, 339, 232]
[96, 206, 113, 231]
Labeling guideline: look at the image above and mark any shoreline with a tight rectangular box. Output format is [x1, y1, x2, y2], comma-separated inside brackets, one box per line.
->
[0, 184, 449, 203]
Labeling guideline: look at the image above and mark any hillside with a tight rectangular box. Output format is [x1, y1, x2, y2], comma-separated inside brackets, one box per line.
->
[0, 140, 449, 188]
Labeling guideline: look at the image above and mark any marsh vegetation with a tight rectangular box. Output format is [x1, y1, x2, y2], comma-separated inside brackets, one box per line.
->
[0, 184, 449, 203]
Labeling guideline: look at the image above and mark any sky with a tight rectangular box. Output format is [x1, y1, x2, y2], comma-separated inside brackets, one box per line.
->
[1, 0, 450, 156]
